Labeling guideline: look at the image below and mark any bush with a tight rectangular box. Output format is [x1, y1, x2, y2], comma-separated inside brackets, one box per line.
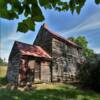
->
[0, 76, 8, 85]
[77, 60, 100, 92]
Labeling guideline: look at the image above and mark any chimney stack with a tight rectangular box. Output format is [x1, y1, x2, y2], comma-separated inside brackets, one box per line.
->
[42, 23, 48, 29]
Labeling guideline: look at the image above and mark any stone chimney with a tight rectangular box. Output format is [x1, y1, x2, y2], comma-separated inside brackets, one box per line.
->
[42, 23, 48, 29]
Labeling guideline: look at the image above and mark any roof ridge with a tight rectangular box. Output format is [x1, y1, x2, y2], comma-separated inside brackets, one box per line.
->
[15, 41, 33, 46]
[42, 24, 81, 48]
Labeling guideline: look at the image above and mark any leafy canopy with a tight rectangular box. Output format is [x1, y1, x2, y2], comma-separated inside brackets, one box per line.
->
[68, 36, 94, 57]
[0, 0, 100, 33]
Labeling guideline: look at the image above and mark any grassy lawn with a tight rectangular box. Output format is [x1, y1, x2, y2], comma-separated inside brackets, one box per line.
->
[0, 66, 100, 100]
[0, 66, 7, 77]
[0, 83, 100, 100]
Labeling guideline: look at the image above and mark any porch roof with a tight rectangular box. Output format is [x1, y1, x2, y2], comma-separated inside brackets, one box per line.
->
[15, 41, 51, 60]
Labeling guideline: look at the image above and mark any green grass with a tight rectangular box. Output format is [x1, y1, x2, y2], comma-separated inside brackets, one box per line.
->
[0, 66, 7, 77]
[0, 66, 100, 100]
[0, 83, 100, 100]
[0, 66, 8, 85]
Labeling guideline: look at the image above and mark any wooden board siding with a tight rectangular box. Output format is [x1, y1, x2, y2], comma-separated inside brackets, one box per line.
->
[28, 60, 35, 69]
[18, 59, 28, 83]
[19, 59, 41, 83]
[34, 27, 52, 55]
[41, 61, 51, 82]
[34, 61, 41, 82]
[19, 58, 51, 83]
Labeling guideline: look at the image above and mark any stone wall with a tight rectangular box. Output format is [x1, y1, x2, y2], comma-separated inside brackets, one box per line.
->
[7, 52, 21, 83]
[52, 38, 80, 82]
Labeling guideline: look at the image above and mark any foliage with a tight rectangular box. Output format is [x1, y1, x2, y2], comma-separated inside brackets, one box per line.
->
[68, 36, 94, 57]
[0, 77, 8, 85]
[0, 58, 7, 66]
[77, 60, 100, 92]
[0, 83, 100, 100]
[0, 0, 100, 33]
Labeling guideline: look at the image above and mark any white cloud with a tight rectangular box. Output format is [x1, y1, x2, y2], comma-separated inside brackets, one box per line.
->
[62, 12, 100, 36]
[2, 32, 27, 42]
[0, 43, 3, 49]
[0, 50, 9, 62]
[0, 31, 32, 62]
[93, 47, 100, 53]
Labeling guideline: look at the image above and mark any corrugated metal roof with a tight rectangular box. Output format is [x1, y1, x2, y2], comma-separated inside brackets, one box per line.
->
[15, 41, 51, 59]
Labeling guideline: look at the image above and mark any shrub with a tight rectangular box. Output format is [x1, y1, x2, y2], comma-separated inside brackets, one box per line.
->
[77, 60, 100, 92]
[0, 76, 8, 85]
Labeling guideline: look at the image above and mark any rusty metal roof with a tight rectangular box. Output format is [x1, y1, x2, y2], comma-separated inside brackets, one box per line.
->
[15, 41, 51, 59]
[42, 24, 82, 49]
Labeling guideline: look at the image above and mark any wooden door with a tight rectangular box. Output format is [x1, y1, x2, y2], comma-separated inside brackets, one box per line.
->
[34, 61, 41, 81]
[18, 59, 28, 84]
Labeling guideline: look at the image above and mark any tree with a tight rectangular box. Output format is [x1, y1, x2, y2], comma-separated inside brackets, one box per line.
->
[0, 0, 100, 33]
[68, 36, 94, 57]
[0, 58, 4, 65]
[0, 58, 7, 66]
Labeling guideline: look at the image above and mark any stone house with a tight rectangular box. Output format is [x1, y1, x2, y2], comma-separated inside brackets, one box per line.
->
[7, 24, 83, 84]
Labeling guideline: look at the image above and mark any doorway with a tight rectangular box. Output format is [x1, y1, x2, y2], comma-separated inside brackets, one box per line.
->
[34, 61, 41, 81]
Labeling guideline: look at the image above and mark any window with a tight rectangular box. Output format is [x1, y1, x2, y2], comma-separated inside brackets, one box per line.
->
[65, 45, 67, 51]
[55, 65, 58, 72]
[64, 66, 67, 72]
[67, 56, 73, 63]
[67, 46, 72, 54]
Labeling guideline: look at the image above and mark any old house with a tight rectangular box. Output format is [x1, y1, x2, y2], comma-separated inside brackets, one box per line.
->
[7, 24, 83, 84]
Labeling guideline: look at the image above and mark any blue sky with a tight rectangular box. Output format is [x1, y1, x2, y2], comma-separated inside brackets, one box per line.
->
[0, 0, 100, 62]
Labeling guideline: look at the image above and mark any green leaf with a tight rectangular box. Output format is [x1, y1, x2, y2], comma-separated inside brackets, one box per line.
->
[69, 0, 75, 14]
[0, 0, 6, 8]
[0, 0, 19, 20]
[80, 0, 86, 6]
[0, 9, 18, 20]
[24, 4, 31, 17]
[17, 17, 35, 33]
[95, 0, 100, 4]
[76, 6, 81, 14]
[17, 21, 28, 33]
[75, 0, 86, 7]
[62, 3, 69, 11]
[23, 18, 35, 31]
[10, 0, 23, 14]
[39, 0, 49, 7]
[31, 4, 44, 22]
[55, 7, 62, 11]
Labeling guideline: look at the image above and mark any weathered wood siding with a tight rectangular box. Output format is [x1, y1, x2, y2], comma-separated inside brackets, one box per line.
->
[33, 27, 52, 82]
[34, 27, 52, 55]
[34, 26, 82, 82]
[19, 58, 51, 83]
[41, 61, 51, 82]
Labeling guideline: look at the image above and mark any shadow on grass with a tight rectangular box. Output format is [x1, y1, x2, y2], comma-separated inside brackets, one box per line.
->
[0, 76, 8, 85]
[0, 84, 100, 100]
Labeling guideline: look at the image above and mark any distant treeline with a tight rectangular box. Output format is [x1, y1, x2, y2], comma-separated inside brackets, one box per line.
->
[0, 58, 7, 66]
